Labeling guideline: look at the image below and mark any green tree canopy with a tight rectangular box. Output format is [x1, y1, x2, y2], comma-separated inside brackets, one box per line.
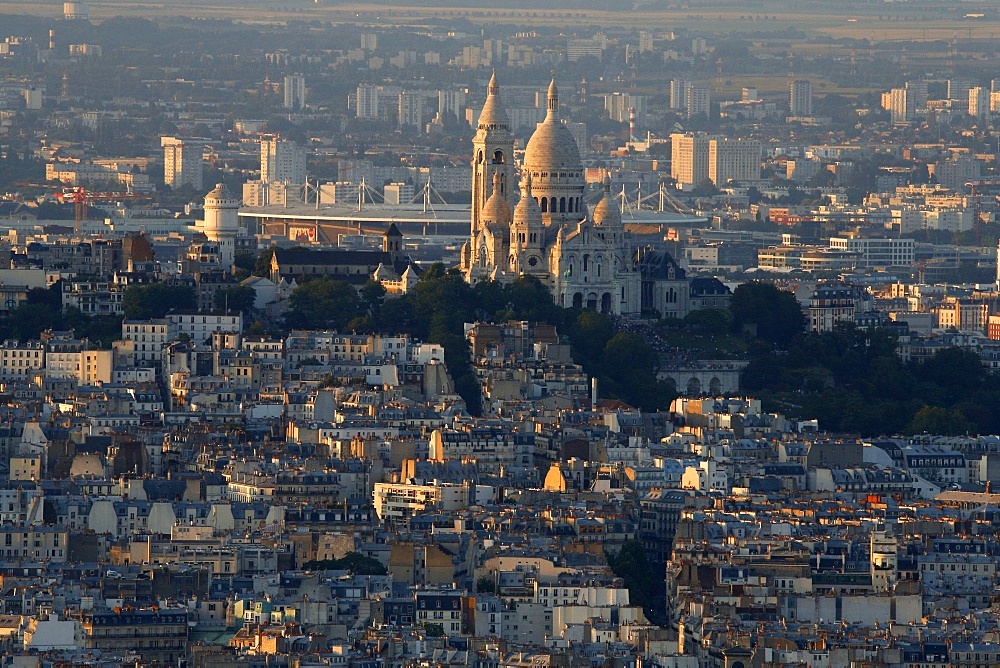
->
[568, 309, 615, 369]
[215, 285, 257, 316]
[122, 283, 196, 320]
[598, 333, 677, 411]
[253, 246, 278, 277]
[606, 540, 662, 623]
[302, 551, 387, 574]
[730, 282, 804, 346]
[286, 278, 362, 331]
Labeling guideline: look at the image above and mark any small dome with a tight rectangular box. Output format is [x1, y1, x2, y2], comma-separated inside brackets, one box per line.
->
[523, 80, 582, 173]
[477, 70, 510, 130]
[205, 183, 238, 206]
[592, 178, 621, 228]
[513, 174, 541, 226]
[482, 173, 511, 227]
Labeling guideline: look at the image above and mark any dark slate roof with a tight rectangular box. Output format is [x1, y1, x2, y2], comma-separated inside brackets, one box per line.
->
[689, 276, 732, 296]
[142, 479, 189, 501]
[636, 249, 686, 281]
[273, 249, 389, 266]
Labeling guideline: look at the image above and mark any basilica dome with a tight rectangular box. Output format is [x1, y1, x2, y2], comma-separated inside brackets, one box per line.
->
[522, 80, 582, 175]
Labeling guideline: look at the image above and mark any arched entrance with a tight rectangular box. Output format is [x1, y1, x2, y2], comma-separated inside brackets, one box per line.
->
[601, 293, 612, 313]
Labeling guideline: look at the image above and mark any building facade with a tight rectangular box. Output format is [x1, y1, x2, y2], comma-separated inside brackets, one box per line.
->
[790, 79, 813, 116]
[161, 137, 203, 191]
[284, 74, 306, 110]
[260, 136, 307, 186]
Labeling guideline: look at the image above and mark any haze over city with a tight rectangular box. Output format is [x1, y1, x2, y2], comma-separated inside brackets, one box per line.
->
[2, 1, 1000, 666]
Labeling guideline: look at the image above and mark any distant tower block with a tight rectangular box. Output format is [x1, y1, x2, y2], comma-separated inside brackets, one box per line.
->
[284, 74, 306, 110]
[790, 79, 813, 117]
[202, 183, 241, 268]
[63, 2, 88, 19]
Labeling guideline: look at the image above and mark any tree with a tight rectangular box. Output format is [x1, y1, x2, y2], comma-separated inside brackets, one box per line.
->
[253, 246, 278, 277]
[807, 168, 836, 188]
[729, 282, 804, 346]
[691, 179, 719, 197]
[26, 284, 62, 309]
[421, 623, 445, 637]
[233, 252, 256, 277]
[567, 310, 615, 370]
[359, 280, 386, 315]
[302, 551, 387, 574]
[5, 304, 60, 341]
[215, 285, 257, 316]
[911, 347, 986, 400]
[599, 333, 676, 411]
[682, 308, 732, 335]
[907, 405, 971, 436]
[122, 283, 196, 319]
[286, 278, 361, 330]
[505, 275, 562, 323]
[476, 574, 496, 593]
[606, 540, 661, 623]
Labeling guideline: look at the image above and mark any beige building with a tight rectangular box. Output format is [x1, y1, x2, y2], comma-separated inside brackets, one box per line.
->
[372, 481, 469, 524]
[45, 336, 113, 385]
[10, 456, 42, 481]
[0, 340, 45, 382]
[936, 296, 989, 332]
[0, 526, 68, 561]
[121, 319, 169, 367]
[670, 132, 711, 189]
[708, 137, 761, 185]
[161, 137, 203, 190]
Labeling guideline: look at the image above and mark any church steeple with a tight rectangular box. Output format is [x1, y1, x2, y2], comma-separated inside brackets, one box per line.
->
[469, 71, 515, 238]
[462, 72, 516, 282]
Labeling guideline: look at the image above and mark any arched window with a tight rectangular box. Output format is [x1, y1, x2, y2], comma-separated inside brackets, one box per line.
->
[583, 254, 590, 271]
[549, 197, 557, 212]
[540, 198, 547, 212]
[492, 150, 504, 164]
[559, 197, 566, 213]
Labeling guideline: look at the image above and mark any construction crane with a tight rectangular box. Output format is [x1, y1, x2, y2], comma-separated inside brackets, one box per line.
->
[49, 186, 148, 236]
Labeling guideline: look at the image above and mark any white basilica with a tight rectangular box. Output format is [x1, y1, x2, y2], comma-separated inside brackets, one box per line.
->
[460, 74, 689, 318]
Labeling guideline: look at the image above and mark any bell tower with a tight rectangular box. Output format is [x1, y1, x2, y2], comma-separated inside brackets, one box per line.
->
[471, 71, 515, 236]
